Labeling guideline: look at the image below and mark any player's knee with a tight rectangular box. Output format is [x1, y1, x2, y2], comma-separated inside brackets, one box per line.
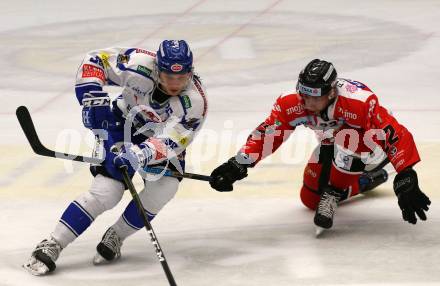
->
[78, 175, 125, 217]
[140, 177, 179, 214]
[300, 185, 320, 210]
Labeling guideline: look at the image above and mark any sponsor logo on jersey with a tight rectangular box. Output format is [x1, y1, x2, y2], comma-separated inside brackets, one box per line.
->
[347, 79, 367, 89]
[338, 107, 358, 120]
[169, 129, 190, 147]
[131, 85, 148, 98]
[192, 77, 208, 116]
[137, 65, 152, 77]
[136, 49, 156, 57]
[99, 52, 111, 68]
[389, 146, 398, 157]
[306, 167, 317, 178]
[395, 159, 405, 170]
[286, 104, 305, 115]
[367, 99, 377, 118]
[289, 116, 310, 127]
[182, 95, 192, 109]
[82, 64, 105, 82]
[171, 63, 183, 72]
[138, 109, 161, 123]
[148, 138, 167, 160]
[345, 83, 358, 93]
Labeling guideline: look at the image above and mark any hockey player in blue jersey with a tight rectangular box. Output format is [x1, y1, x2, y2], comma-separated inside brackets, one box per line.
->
[23, 40, 208, 275]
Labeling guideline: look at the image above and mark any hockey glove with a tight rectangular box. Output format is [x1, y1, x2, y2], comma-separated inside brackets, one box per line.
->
[82, 91, 119, 130]
[210, 156, 248, 192]
[393, 167, 431, 224]
[113, 143, 154, 175]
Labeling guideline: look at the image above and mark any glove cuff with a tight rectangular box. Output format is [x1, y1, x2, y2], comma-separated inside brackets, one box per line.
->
[393, 167, 418, 196]
[130, 144, 153, 168]
[82, 95, 110, 107]
[228, 156, 248, 180]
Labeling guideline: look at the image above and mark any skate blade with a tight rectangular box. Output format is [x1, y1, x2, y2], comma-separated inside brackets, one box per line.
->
[93, 253, 120, 265]
[315, 227, 326, 237]
[93, 253, 109, 265]
[22, 259, 50, 276]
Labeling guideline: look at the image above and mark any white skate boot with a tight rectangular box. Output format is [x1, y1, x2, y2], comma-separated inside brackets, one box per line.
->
[93, 227, 122, 265]
[23, 237, 62, 275]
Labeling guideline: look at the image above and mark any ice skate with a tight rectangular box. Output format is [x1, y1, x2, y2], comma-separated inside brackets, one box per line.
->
[314, 186, 344, 230]
[93, 227, 122, 265]
[23, 237, 62, 275]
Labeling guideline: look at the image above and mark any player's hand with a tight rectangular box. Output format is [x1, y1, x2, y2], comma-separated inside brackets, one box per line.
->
[113, 143, 153, 174]
[81, 91, 112, 129]
[210, 157, 248, 192]
[393, 167, 431, 224]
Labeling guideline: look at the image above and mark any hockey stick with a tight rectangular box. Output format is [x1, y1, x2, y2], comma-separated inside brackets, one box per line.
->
[120, 166, 177, 286]
[16, 106, 211, 182]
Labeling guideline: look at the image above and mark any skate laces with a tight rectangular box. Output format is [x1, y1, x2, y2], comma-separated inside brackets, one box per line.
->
[34, 239, 62, 261]
[101, 228, 122, 255]
[317, 191, 340, 218]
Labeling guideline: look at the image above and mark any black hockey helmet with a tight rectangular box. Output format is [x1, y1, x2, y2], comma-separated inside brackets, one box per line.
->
[296, 59, 337, 97]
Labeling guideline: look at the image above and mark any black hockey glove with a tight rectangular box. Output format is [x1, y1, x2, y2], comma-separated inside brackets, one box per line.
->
[210, 157, 248, 192]
[393, 168, 431, 224]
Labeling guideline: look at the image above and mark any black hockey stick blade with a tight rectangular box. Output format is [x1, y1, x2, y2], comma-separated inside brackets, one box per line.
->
[16, 106, 103, 164]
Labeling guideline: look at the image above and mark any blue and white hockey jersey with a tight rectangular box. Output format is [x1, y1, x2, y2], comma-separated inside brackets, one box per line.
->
[75, 47, 208, 170]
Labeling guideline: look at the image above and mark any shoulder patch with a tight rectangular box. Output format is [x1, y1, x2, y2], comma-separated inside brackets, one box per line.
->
[100, 52, 111, 68]
[117, 54, 130, 64]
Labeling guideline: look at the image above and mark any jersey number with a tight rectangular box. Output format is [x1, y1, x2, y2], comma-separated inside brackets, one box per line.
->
[383, 124, 399, 152]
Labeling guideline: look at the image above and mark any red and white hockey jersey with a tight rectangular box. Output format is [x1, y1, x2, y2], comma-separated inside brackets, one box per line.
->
[240, 78, 420, 173]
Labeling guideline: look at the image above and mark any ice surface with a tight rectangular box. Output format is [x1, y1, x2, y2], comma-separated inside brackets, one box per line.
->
[0, 0, 439, 285]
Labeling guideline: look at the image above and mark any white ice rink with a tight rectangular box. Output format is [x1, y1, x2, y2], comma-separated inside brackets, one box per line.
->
[1, 0, 439, 285]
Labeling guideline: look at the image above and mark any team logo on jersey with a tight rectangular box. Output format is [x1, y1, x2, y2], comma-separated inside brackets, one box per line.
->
[117, 54, 130, 64]
[171, 63, 183, 72]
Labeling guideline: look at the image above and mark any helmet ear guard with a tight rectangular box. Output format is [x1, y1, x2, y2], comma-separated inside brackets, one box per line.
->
[156, 40, 193, 74]
[297, 59, 337, 97]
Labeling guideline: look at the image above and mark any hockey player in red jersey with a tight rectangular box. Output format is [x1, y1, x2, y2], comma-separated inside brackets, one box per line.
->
[209, 59, 431, 230]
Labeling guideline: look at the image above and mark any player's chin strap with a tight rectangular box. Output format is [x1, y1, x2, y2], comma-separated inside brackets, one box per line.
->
[319, 91, 337, 120]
